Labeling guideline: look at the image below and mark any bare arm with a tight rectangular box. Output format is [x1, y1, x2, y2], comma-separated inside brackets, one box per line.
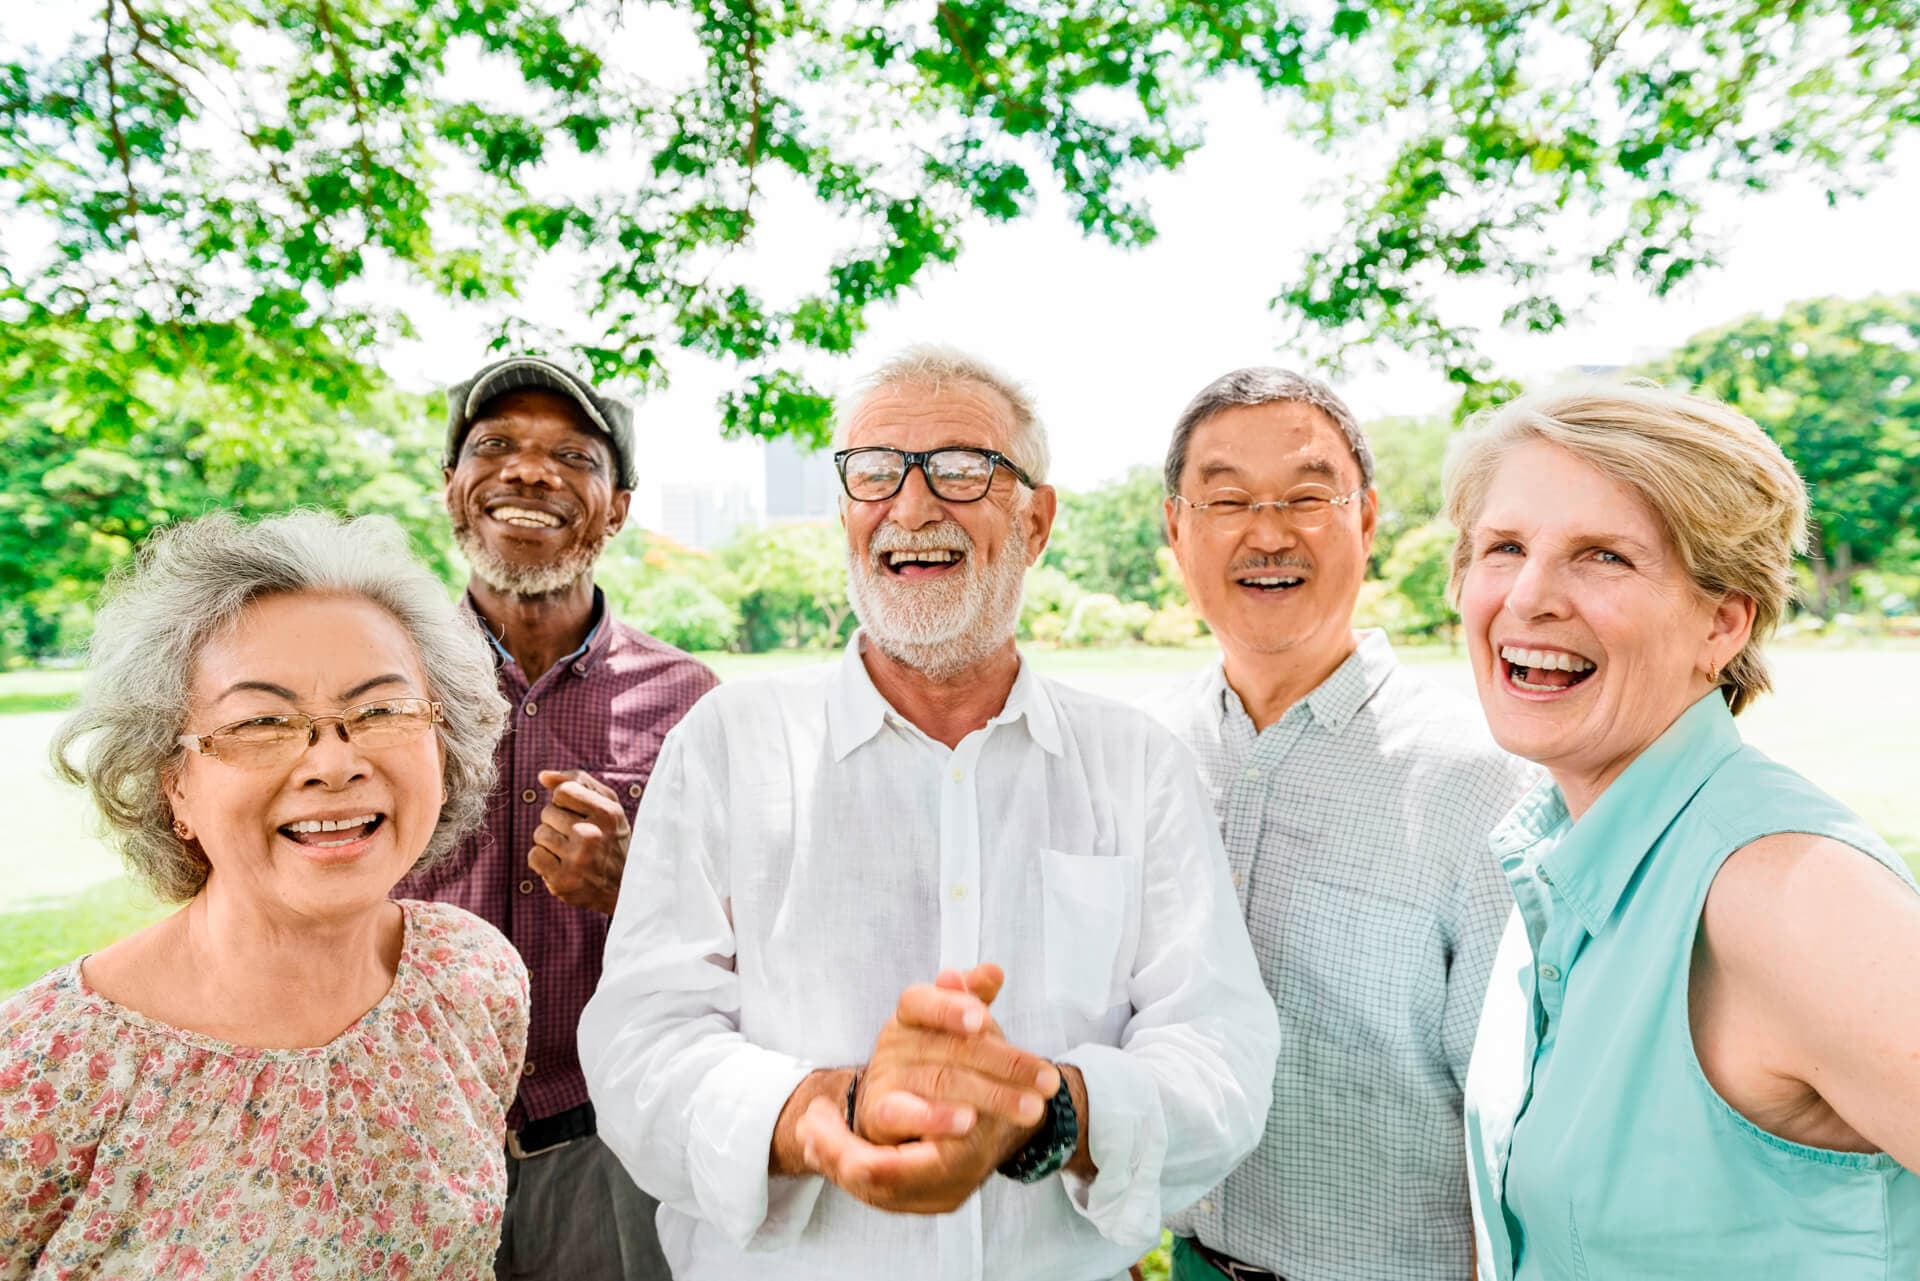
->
[1696, 831, 1920, 1168]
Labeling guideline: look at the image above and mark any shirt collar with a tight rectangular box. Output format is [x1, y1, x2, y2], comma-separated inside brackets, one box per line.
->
[1211, 628, 1398, 734]
[464, 587, 610, 673]
[826, 630, 1061, 761]
[1536, 691, 1745, 937]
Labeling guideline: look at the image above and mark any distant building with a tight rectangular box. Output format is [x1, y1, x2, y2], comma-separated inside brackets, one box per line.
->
[658, 482, 759, 551]
[764, 436, 838, 522]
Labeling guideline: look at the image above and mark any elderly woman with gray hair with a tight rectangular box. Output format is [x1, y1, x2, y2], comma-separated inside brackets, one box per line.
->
[0, 511, 523, 1279]
[1452, 384, 1920, 1280]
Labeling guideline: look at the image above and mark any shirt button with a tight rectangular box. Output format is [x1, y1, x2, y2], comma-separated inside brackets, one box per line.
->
[950, 767, 963, 783]
[521, 789, 537, 804]
[950, 884, 967, 901]
[1539, 963, 1563, 983]
[628, 783, 643, 799]
[522, 1061, 536, 1077]
[519, 879, 535, 895]
[572, 662, 586, 675]
[1197, 1198, 1216, 1215]
[524, 701, 538, 717]
[1241, 766, 1261, 782]
[1231, 872, 1245, 890]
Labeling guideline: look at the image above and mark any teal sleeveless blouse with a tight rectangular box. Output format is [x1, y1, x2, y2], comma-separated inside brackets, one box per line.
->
[1465, 692, 1920, 1280]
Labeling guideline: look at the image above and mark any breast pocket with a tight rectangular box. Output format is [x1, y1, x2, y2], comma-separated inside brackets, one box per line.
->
[1040, 848, 1139, 1020]
[593, 766, 651, 827]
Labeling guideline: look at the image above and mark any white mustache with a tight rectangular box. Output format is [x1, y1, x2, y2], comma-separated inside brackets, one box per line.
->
[868, 520, 974, 564]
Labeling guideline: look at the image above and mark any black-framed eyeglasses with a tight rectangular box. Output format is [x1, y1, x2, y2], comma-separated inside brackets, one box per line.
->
[832, 446, 1037, 504]
[176, 698, 444, 769]
[1171, 485, 1368, 532]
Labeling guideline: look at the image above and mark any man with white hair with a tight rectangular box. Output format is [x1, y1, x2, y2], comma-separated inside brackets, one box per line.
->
[580, 347, 1278, 1280]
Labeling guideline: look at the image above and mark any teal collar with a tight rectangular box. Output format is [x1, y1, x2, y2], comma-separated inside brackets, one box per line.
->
[1531, 692, 1745, 937]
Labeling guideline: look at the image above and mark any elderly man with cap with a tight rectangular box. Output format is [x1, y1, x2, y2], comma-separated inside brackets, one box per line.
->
[579, 345, 1277, 1281]
[398, 356, 719, 1281]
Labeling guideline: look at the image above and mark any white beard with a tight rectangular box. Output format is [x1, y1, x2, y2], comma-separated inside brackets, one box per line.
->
[452, 516, 611, 599]
[847, 514, 1031, 682]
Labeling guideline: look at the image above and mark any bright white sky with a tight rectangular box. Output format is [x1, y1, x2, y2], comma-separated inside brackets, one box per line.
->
[385, 78, 1920, 525]
[10, 2, 1919, 525]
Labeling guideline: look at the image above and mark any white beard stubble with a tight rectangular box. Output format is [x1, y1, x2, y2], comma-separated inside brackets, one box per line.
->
[847, 513, 1032, 682]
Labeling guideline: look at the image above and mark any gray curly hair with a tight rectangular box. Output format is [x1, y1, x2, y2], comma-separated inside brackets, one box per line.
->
[52, 511, 509, 902]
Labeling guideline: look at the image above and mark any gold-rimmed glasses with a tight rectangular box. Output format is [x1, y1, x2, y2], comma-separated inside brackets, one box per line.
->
[1171, 485, 1367, 533]
[176, 698, 444, 768]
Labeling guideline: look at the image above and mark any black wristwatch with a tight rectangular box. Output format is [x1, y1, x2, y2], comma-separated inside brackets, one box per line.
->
[997, 1072, 1078, 1183]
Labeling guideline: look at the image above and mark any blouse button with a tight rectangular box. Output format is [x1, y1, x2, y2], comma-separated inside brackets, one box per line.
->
[524, 701, 538, 717]
[519, 879, 535, 895]
[572, 662, 586, 675]
[521, 788, 537, 804]
[628, 783, 643, 799]
[1539, 963, 1563, 983]
[522, 1061, 537, 1077]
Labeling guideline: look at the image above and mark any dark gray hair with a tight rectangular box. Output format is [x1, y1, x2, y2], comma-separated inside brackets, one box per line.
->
[835, 344, 1051, 483]
[52, 511, 510, 902]
[1163, 367, 1374, 496]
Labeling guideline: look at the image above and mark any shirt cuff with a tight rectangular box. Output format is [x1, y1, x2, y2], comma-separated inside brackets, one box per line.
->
[686, 1049, 822, 1250]
[1054, 1042, 1168, 1252]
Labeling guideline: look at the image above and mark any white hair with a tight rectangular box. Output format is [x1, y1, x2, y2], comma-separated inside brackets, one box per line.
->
[52, 511, 510, 901]
[834, 344, 1051, 483]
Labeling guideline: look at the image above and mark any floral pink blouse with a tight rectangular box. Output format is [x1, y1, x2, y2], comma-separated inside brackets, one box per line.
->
[0, 900, 528, 1280]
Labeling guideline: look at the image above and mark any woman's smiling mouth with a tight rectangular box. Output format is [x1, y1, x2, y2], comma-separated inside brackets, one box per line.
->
[1500, 645, 1598, 694]
[277, 813, 386, 850]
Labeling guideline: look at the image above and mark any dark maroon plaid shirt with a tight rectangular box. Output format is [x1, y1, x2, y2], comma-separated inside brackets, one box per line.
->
[399, 591, 718, 1126]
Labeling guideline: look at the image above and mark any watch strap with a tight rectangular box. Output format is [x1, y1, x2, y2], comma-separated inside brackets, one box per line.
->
[997, 1073, 1077, 1183]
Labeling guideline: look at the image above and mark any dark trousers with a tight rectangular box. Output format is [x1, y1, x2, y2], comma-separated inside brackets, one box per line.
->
[1170, 1235, 1285, 1281]
[496, 1132, 671, 1281]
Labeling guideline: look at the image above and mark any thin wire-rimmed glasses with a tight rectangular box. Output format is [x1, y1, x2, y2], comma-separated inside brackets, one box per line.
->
[832, 446, 1037, 503]
[176, 698, 444, 769]
[1171, 486, 1368, 533]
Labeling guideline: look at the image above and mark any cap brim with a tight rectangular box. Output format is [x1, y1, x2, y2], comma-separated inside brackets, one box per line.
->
[463, 358, 613, 440]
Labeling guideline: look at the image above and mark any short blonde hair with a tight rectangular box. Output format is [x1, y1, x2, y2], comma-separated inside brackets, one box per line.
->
[835, 344, 1051, 483]
[1442, 382, 1809, 716]
[53, 511, 510, 901]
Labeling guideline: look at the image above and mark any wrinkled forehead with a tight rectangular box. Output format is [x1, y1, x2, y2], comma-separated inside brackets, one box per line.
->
[1475, 438, 1669, 546]
[840, 379, 1018, 454]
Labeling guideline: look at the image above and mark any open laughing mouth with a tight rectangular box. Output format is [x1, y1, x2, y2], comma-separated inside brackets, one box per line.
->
[882, 548, 967, 580]
[1235, 573, 1305, 595]
[485, 500, 569, 532]
[277, 813, 386, 851]
[1500, 645, 1597, 694]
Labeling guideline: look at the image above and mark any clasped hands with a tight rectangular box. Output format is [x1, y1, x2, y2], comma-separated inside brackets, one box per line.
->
[786, 963, 1069, 1215]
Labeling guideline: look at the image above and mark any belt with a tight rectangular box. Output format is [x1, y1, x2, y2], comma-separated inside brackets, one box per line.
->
[506, 1101, 595, 1160]
[1190, 1238, 1285, 1281]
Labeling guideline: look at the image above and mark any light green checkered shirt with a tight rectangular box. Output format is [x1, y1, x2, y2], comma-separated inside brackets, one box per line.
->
[1147, 631, 1539, 1281]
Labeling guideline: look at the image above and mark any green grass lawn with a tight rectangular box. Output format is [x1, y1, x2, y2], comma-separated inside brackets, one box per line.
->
[0, 668, 86, 714]
[6, 643, 1915, 996]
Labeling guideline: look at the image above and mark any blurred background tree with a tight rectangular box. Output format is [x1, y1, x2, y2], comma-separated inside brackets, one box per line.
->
[4, 0, 1918, 658]
[1640, 293, 1920, 617]
[5, 0, 1914, 432]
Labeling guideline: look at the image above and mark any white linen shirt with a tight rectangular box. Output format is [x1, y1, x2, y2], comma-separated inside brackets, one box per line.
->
[579, 636, 1278, 1281]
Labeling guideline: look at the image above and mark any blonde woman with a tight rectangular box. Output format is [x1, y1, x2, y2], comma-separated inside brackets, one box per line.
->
[1448, 384, 1920, 1280]
[0, 512, 523, 1279]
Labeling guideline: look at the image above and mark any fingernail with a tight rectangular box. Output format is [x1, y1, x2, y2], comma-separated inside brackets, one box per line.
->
[1037, 1065, 1060, 1094]
[953, 1106, 976, 1131]
[963, 1009, 984, 1032]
